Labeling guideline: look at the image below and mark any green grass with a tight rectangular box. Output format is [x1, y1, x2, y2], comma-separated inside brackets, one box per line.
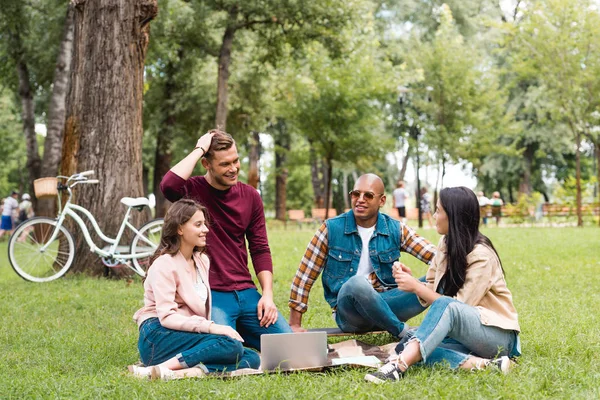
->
[1, 226, 599, 399]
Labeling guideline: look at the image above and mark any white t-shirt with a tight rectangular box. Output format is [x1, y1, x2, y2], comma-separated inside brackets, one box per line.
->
[193, 264, 208, 302]
[2, 197, 19, 217]
[478, 196, 490, 207]
[392, 188, 408, 207]
[356, 225, 375, 277]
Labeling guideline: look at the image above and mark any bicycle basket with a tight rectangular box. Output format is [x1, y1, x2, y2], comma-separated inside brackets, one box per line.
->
[33, 177, 59, 198]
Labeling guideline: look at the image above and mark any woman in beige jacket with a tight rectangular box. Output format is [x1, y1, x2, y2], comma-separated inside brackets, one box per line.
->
[366, 187, 520, 383]
[129, 199, 260, 380]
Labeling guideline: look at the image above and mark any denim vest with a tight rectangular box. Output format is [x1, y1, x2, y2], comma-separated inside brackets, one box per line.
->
[323, 211, 401, 309]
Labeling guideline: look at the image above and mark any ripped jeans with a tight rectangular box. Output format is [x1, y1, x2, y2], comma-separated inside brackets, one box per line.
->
[407, 297, 520, 369]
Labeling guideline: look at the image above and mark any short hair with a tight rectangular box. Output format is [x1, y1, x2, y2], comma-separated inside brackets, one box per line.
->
[204, 129, 235, 161]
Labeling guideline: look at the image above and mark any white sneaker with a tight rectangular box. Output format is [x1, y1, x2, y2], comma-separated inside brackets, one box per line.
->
[150, 365, 206, 381]
[489, 356, 515, 374]
[150, 365, 178, 381]
[128, 365, 151, 379]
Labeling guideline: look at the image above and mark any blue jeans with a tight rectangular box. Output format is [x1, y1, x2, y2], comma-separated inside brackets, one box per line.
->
[211, 288, 292, 351]
[409, 297, 520, 369]
[137, 318, 260, 372]
[334, 275, 427, 337]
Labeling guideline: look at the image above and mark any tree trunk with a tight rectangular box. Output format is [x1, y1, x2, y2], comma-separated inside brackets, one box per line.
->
[342, 170, 349, 210]
[215, 10, 238, 130]
[309, 141, 327, 208]
[324, 157, 333, 219]
[16, 60, 42, 203]
[152, 55, 181, 218]
[247, 131, 261, 189]
[518, 144, 533, 195]
[274, 120, 290, 221]
[398, 143, 411, 182]
[38, 4, 75, 218]
[575, 130, 583, 227]
[61, 0, 158, 275]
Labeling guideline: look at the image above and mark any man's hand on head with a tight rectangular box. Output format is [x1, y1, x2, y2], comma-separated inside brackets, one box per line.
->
[195, 131, 215, 156]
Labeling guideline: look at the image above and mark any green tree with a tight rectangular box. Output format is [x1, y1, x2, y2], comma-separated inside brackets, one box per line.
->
[276, 34, 394, 217]
[507, 0, 600, 226]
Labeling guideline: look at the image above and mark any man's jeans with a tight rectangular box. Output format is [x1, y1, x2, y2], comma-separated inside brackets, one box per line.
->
[137, 318, 260, 372]
[211, 287, 292, 351]
[410, 296, 520, 369]
[334, 275, 427, 338]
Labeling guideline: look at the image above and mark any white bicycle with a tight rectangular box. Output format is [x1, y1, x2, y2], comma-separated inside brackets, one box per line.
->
[8, 171, 163, 282]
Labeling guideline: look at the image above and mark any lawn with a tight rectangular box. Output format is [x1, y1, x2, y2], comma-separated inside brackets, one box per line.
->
[1, 226, 599, 399]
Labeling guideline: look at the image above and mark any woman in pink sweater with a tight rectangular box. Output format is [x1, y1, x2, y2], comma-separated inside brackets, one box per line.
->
[129, 199, 260, 380]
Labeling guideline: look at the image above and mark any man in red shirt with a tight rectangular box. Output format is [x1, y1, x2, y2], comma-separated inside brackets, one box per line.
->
[160, 129, 292, 350]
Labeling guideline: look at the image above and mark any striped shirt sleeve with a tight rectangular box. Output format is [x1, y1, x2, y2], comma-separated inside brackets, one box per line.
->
[289, 223, 329, 313]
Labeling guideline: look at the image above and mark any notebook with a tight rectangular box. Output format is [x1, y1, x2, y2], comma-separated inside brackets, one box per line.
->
[260, 332, 329, 371]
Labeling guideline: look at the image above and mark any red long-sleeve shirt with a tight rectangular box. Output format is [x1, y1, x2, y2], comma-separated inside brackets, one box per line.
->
[160, 171, 273, 291]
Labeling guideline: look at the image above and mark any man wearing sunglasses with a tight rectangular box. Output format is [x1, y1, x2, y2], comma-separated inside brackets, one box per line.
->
[288, 174, 436, 338]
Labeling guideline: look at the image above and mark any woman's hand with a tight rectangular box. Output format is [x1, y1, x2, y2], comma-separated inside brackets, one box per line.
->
[209, 324, 244, 342]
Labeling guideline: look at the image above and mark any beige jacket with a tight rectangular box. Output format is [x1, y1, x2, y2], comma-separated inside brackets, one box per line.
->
[133, 251, 214, 333]
[420, 237, 520, 332]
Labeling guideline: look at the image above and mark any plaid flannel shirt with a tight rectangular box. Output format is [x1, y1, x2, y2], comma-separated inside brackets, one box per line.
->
[289, 221, 436, 313]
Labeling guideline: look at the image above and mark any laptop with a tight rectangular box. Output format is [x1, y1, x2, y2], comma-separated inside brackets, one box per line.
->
[260, 332, 329, 371]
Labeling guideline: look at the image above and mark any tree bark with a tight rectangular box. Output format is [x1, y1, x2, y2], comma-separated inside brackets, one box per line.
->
[273, 120, 290, 221]
[61, 0, 158, 275]
[247, 131, 261, 189]
[37, 4, 75, 218]
[398, 143, 411, 182]
[309, 140, 327, 208]
[518, 144, 533, 195]
[574, 130, 583, 227]
[16, 59, 42, 202]
[41, 5, 74, 177]
[152, 54, 181, 218]
[215, 8, 238, 130]
[342, 170, 349, 210]
[324, 157, 333, 219]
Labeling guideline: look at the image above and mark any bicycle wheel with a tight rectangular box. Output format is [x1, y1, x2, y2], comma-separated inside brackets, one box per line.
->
[130, 218, 163, 276]
[8, 217, 75, 282]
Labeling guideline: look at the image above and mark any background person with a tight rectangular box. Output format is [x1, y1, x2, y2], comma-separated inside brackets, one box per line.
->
[365, 187, 520, 383]
[420, 187, 434, 228]
[491, 191, 504, 226]
[161, 129, 292, 351]
[477, 191, 490, 226]
[0, 190, 20, 239]
[392, 180, 409, 223]
[129, 199, 260, 381]
[289, 174, 436, 338]
[17, 193, 34, 224]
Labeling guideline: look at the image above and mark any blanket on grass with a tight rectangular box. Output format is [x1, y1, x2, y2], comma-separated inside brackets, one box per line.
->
[220, 339, 398, 378]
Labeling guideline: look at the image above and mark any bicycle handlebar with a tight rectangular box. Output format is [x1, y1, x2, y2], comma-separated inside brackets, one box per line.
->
[86, 180, 99, 184]
[79, 170, 95, 177]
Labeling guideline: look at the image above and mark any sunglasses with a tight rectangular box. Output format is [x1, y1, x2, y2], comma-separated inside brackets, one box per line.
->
[348, 190, 383, 201]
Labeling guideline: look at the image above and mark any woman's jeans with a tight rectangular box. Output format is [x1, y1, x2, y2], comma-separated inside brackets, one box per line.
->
[335, 275, 427, 338]
[409, 297, 520, 369]
[138, 318, 261, 372]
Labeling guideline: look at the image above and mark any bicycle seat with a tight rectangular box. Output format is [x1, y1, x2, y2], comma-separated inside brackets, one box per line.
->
[121, 197, 150, 208]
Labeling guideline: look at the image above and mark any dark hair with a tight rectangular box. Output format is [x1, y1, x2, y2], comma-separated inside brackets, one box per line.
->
[204, 129, 235, 161]
[148, 199, 210, 268]
[437, 187, 503, 297]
